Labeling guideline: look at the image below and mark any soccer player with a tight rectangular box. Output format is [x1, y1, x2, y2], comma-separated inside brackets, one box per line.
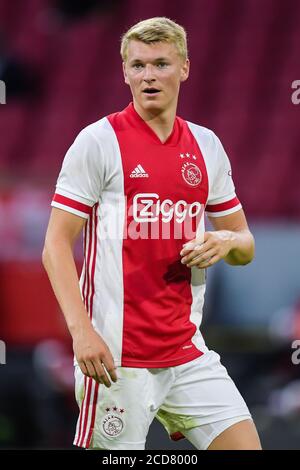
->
[42, 17, 261, 450]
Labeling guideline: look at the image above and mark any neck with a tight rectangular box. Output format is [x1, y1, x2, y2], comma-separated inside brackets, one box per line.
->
[133, 99, 177, 144]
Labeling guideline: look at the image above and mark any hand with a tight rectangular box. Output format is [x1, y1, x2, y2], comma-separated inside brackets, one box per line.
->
[72, 325, 118, 388]
[180, 231, 233, 269]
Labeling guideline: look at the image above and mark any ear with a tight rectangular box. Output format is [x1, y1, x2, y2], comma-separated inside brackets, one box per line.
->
[180, 59, 190, 83]
[123, 62, 130, 85]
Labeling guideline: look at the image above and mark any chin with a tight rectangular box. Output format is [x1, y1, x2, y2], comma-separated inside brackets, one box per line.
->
[141, 98, 164, 111]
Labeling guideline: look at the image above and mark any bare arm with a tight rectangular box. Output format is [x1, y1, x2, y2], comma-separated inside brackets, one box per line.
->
[42, 207, 117, 387]
[180, 209, 255, 268]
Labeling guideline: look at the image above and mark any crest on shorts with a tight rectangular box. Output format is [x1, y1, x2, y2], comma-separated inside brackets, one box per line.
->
[101, 407, 125, 437]
[181, 162, 202, 187]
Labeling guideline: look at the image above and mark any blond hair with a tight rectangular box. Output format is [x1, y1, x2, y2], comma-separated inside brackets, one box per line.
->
[121, 17, 188, 62]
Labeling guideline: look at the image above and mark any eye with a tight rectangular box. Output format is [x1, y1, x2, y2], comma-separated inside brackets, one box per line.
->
[157, 62, 168, 68]
[132, 63, 144, 70]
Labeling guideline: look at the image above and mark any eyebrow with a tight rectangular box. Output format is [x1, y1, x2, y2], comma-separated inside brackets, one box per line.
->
[130, 57, 170, 64]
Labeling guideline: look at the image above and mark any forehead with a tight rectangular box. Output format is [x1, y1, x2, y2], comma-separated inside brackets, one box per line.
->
[126, 40, 180, 62]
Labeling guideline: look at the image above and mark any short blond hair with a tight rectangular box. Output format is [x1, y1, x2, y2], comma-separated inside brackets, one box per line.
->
[120, 17, 188, 62]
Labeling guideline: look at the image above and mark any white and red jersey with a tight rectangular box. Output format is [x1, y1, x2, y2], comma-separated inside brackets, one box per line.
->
[51, 103, 241, 368]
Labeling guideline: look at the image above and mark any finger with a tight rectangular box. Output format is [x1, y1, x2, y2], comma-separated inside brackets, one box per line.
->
[90, 360, 105, 385]
[93, 360, 116, 387]
[79, 361, 88, 376]
[187, 248, 216, 267]
[102, 360, 118, 384]
[196, 254, 219, 269]
[102, 355, 118, 383]
[83, 360, 95, 378]
[95, 362, 112, 388]
[180, 240, 203, 256]
[106, 366, 118, 383]
[181, 232, 211, 255]
[180, 245, 202, 258]
[180, 242, 197, 255]
[181, 243, 211, 264]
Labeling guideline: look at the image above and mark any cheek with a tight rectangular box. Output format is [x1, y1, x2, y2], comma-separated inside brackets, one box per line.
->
[164, 76, 181, 92]
[129, 75, 141, 87]
[162, 70, 182, 90]
[125, 75, 137, 88]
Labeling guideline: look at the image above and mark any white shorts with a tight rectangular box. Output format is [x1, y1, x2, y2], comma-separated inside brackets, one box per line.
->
[73, 349, 252, 450]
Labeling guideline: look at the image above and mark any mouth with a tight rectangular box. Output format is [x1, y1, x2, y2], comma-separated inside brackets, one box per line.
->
[142, 88, 161, 95]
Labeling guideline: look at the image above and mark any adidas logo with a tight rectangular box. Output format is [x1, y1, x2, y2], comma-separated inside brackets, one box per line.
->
[130, 164, 149, 178]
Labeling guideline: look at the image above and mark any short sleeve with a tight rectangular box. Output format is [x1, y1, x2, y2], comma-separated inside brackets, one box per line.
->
[205, 134, 242, 218]
[51, 129, 104, 219]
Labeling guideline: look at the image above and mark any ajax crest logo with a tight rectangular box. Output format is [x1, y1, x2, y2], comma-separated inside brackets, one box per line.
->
[181, 162, 202, 187]
[179, 152, 202, 187]
[101, 407, 125, 437]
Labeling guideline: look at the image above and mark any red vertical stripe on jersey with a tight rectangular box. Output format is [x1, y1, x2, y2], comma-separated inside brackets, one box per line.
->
[74, 220, 90, 447]
[86, 382, 100, 447]
[74, 375, 88, 446]
[73, 220, 90, 447]
[75, 205, 99, 448]
[85, 213, 93, 312]
[78, 378, 93, 447]
[75, 212, 92, 447]
[82, 221, 88, 310]
[89, 204, 98, 320]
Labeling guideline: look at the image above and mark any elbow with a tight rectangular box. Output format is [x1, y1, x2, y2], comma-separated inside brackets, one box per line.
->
[42, 241, 52, 272]
[240, 254, 254, 266]
[247, 234, 255, 264]
[226, 234, 255, 266]
[240, 236, 255, 265]
[226, 253, 253, 266]
[42, 244, 48, 271]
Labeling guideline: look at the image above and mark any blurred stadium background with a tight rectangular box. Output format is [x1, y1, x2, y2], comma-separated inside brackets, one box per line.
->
[0, 0, 300, 449]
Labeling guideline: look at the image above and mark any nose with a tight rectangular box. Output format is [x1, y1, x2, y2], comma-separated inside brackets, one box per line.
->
[142, 64, 156, 83]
